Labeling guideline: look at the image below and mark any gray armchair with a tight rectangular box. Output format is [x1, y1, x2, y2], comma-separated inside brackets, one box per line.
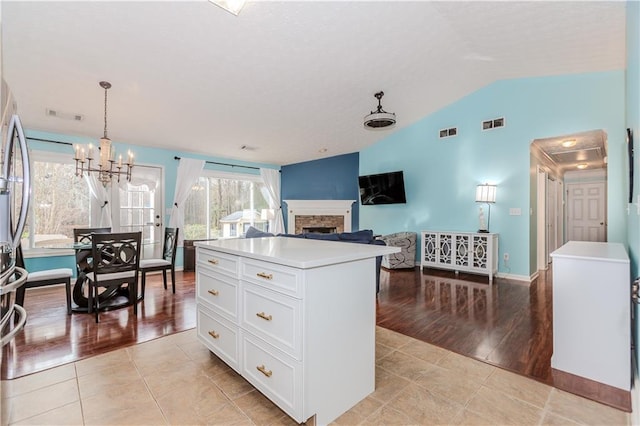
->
[380, 232, 417, 269]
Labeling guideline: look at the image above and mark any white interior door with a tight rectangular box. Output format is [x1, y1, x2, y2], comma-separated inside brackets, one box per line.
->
[546, 176, 556, 264]
[537, 167, 547, 270]
[556, 180, 564, 249]
[110, 164, 164, 259]
[566, 182, 607, 242]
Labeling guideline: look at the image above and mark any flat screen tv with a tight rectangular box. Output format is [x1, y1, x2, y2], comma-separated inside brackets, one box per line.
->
[358, 171, 407, 205]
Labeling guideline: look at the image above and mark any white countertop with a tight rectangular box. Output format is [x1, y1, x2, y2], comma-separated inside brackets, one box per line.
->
[195, 237, 400, 269]
[550, 241, 629, 264]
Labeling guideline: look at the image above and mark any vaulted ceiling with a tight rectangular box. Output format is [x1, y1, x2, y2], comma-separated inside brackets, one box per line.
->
[1, 1, 627, 166]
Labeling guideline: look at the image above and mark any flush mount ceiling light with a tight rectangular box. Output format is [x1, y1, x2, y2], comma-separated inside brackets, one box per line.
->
[364, 91, 396, 130]
[209, 0, 246, 15]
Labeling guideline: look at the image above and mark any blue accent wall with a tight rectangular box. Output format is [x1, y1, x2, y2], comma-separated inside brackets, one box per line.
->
[281, 153, 360, 231]
[360, 71, 626, 279]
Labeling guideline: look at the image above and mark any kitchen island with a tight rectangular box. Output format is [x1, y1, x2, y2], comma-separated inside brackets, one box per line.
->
[195, 237, 399, 425]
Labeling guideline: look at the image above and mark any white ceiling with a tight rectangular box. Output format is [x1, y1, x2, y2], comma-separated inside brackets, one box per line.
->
[1, 1, 627, 166]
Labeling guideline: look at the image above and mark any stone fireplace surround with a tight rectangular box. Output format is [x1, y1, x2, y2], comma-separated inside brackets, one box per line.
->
[283, 200, 355, 235]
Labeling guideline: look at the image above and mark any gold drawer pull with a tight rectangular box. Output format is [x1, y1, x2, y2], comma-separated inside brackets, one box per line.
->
[256, 312, 272, 321]
[208, 289, 219, 296]
[208, 330, 220, 339]
[257, 365, 272, 377]
[256, 272, 273, 280]
[208, 259, 219, 265]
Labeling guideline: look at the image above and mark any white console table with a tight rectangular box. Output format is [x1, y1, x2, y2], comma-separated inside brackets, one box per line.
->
[420, 231, 498, 283]
[550, 241, 630, 392]
[195, 237, 398, 425]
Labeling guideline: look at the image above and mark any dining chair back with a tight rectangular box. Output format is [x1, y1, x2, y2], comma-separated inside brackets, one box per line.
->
[86, 231, 142, 323]
[73, 227, 111, 276]
[14, 244, 73, 315]
[139, 227, 179, 297]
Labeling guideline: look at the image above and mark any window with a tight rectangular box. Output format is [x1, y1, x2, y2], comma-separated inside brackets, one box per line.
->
[184, 171, 269, 240]
[23, 151, 91, 249]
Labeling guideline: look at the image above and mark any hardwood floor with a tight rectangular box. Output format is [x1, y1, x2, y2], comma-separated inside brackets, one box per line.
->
[2, 267, 551, 383]
[1, 272, 196, 380]
[376, 267, 553, 385]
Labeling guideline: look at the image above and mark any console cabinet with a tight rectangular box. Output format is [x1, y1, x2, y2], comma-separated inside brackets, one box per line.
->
[420, 231, 498, 283]
[195, 238, 398, 425]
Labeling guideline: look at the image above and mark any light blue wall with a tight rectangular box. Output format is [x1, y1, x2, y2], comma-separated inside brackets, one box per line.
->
[360, 71, 626, 279]
[24, 129, 279, 272]
[626, 0, 640, 376]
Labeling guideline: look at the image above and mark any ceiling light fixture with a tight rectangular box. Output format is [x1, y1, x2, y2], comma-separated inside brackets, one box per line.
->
[209, 0, 246, 16]
[562, 139, 576, 148]
[577, 163, 588, 169]
[74, 81, 134, 185]
[364, 91, 396, 130]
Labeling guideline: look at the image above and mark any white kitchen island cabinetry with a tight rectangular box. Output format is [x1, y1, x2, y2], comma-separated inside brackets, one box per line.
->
[195, 237, 399, 425]
[550, 241, 630, 393]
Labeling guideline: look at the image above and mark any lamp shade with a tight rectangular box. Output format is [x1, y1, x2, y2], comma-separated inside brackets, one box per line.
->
[475, 184, 496, 203]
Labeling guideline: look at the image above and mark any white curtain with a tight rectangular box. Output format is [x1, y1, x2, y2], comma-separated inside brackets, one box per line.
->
[84, 174, 112, 228]
[170, 158, 205, 244]
[260, 168, 284, 234]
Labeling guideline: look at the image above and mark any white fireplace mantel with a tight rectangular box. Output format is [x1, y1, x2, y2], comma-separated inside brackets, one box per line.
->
[284, 199, 356, 234]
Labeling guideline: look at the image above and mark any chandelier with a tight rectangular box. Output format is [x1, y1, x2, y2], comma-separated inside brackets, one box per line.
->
[74, 81, 133, 184]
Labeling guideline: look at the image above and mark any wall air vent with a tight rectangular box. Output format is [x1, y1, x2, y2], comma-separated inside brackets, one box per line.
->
[482, 117, 505, 131]
[46, 109, 84, 121]
[439, 127, 458, 138]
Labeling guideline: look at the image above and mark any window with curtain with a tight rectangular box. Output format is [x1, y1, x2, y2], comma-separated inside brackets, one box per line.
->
[23, 151, 92, 250]
[183, 171, 270, 240]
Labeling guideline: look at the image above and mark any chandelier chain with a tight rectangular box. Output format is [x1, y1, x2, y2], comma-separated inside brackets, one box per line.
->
[103, 85, 108, 139]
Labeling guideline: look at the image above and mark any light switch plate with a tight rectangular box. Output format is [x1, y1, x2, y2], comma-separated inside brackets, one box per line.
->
[509, 208, 522, 216]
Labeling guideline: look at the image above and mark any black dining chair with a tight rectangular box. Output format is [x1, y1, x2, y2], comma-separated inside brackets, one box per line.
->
[84, 232, 142, 323]
[139, 227, 179, 297]
[73, 227, 111, 276]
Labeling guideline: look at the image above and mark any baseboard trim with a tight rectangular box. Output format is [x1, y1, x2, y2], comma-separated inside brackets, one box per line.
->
[495, 272, 531, 283]
[551, 368, 631, 412]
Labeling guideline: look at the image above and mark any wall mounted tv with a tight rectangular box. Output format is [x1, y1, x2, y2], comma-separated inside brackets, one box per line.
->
[358, 171, 407, 205]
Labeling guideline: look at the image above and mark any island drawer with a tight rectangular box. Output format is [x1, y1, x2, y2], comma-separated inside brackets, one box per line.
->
[197, 249, 239, 278]
[242, 331, 302, 422]
[241, 258, 302, 297]
[196, 268, 239, 321]
[197, 305, 240, 372]
[241, 282, 302, 359]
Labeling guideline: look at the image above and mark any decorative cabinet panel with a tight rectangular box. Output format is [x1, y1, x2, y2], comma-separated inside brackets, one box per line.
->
[421, 231, 498, 283]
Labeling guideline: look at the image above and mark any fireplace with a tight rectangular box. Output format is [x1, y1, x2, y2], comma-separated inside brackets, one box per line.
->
[302, 226, 337, 234]
[284, 200, 355, 234]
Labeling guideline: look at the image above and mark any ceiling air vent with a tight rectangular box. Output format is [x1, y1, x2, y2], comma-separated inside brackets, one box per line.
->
[46, 109, 84, 121]
[439, 127, 458, 138]
[482, 117, 505, 131]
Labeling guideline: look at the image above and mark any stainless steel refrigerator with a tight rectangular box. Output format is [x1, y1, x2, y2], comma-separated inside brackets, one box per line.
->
[0, 76, 31, 347]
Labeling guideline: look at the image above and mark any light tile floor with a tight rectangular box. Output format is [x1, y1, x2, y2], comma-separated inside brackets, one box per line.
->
[1, 327, 630, 425]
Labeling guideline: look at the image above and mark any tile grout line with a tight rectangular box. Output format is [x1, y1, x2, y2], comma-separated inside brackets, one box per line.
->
[129, 346, 171, 425]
